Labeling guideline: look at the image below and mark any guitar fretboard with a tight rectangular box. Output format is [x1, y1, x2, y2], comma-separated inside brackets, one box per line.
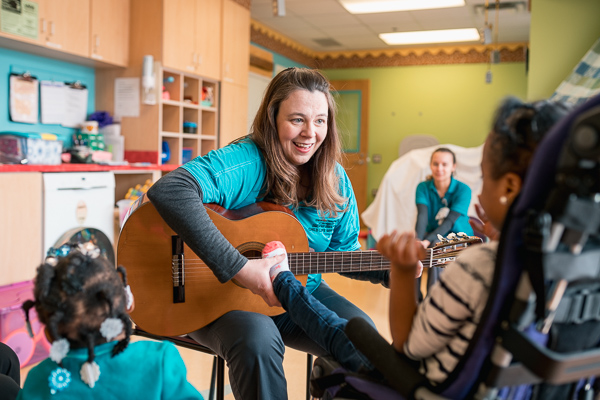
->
[288, 250, 390, 274]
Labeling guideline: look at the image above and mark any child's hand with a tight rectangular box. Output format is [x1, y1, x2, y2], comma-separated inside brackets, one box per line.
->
[471, 200, 500, 241]
[378, 231, 426, 277]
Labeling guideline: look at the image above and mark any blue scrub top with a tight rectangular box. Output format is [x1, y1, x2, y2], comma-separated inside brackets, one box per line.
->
[415, 177, 473, 237]
[182, 138, 361, 292]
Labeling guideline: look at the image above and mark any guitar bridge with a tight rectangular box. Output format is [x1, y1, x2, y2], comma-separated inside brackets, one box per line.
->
[172, 236, 185, 303]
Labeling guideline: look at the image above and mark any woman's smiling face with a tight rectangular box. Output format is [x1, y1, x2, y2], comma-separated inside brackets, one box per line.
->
[276, 89, 328, 166]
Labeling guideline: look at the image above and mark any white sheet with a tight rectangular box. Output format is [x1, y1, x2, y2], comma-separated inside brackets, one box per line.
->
[361, 144, 484, 240]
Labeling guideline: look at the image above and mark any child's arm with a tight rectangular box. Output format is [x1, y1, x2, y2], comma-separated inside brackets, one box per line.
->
[377, 231, 425, 353]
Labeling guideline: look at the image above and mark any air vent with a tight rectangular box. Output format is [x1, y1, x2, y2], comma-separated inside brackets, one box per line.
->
[312, 38, 342, 47]
[474, 1, 527, 15]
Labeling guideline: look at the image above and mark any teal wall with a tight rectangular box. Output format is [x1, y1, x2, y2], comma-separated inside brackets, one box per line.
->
[528, 0, 600, 100]
[0, 47, 95, 145]
[324, 62, 528, 204]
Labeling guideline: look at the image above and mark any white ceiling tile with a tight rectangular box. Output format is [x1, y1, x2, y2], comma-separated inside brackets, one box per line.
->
[286, 1, 348, 16]
[250, 0, 531, 52]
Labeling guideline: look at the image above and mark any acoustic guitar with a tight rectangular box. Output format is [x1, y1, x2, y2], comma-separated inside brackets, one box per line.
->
[117, 194, 482, 336]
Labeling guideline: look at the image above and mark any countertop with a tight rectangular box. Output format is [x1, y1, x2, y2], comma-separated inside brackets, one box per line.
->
[0, 163, 178, 173]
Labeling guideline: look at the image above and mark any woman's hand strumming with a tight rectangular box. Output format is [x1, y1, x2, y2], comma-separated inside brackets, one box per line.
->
[233, 255, 286, 307]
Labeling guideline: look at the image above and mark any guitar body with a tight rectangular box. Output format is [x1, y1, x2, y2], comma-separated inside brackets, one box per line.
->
[117, 196, 309, 336]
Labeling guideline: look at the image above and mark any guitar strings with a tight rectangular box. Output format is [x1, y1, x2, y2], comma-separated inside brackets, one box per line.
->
[163, 244, 475, 282]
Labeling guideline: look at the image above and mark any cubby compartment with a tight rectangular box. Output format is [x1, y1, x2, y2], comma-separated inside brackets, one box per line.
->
[161, 136, 181, 165]
[162, 104, 181, 133]
[201, 110, 216, 136]
[162, 71, 181, 102]
[183, 107, 200, 134]
[201, 81, 218, 108]
[201, 139, 217, 156]
[183, 76, 200, 104]
[183, 137, 200, 162]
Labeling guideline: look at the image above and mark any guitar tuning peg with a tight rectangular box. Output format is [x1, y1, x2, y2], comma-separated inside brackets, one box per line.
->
[457, 232, 467, 238]
[447, 233, 457, 241]
[437, 234, 447, 243]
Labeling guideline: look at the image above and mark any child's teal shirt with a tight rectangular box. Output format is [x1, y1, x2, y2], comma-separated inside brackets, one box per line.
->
[17, 341, 202, 399]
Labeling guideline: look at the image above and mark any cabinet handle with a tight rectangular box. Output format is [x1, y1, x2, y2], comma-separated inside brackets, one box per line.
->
[192, 53, 197, 63]
[198, 55, 202, 66]
[95, 34, 100, 49]
[40, 18, 46, 34]
[50, 21, 55, 36]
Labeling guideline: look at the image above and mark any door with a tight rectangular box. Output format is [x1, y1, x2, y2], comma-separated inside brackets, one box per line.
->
[329, 79, 369, 227]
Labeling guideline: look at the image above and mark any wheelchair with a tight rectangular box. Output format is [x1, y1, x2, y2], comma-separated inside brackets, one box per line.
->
[310, 93, 600, 400]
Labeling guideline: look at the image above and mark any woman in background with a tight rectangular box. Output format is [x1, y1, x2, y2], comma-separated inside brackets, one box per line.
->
[415, 147, 474, 248]
[415, 147, 474, 291]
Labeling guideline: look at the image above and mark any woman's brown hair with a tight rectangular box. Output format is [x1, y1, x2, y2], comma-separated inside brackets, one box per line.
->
[250, 67, 346, 215]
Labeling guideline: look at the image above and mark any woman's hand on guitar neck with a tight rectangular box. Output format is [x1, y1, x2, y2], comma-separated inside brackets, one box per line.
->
[233, 255, 286, 307]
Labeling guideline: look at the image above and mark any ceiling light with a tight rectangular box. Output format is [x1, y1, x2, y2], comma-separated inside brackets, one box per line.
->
[340, 0, 465, 14]
[379, 28, 481, 45]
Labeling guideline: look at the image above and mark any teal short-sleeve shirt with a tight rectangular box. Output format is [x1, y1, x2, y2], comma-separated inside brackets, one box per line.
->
[415, 177, 473, 237]
[182, 138, 361, 292]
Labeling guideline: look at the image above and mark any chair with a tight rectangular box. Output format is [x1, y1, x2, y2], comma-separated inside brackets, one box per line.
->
[310, 94, 600, 399]
[398, 134, 439, 158]
[134, 327, 315, 400]
[133, 327, 226, 400]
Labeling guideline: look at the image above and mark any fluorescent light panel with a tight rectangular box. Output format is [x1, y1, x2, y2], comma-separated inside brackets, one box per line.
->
[340, 0, 465, 14]
[379, 28, 480, 45]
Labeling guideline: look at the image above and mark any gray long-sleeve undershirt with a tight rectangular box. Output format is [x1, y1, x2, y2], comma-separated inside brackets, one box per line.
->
[415, 204, 461, 245]
[146, 168, 247, 283]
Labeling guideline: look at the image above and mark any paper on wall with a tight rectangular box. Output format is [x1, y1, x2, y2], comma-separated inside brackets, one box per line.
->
[114, 77, 140, 121]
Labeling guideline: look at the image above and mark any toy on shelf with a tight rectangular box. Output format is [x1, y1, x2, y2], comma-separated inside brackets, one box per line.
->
[125, 179, 153, 201]
[201, 86, 214, 107]
[117, 179, 154, 227]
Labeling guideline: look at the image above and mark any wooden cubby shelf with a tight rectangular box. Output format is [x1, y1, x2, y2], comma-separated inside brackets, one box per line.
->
[159, 67, 220, 166]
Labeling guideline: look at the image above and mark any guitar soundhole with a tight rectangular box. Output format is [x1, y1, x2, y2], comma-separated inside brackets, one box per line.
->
[231, 242, 266, 289]
[237, 241, 265, 260]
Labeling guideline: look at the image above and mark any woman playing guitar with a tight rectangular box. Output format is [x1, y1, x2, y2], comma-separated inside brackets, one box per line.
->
[147, 67, 386, 400]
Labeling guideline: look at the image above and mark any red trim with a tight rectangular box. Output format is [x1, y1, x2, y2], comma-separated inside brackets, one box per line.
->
[124, 150, 160, 164]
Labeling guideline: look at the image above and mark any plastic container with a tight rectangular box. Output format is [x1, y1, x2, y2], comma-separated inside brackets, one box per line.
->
[0, 132, 63, 165]
[99, 124, 121, 138]
[0, 281, 50, 367]
[104, 135, 125, 162]
[182, 147, 193, 164]
[117, 199, 134, 227]
[183, 121, 198, 134]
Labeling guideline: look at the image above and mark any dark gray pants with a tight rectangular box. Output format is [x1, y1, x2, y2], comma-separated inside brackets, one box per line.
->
[188, 280, 374, 400]
[0, 342, 20, 400]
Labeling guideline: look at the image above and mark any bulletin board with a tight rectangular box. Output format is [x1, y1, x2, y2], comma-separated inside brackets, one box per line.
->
[0, 47, 95, 145]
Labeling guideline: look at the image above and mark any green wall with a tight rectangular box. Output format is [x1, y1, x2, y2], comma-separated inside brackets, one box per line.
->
[324, 62, 527, 204]
[528, 0, 600, 100]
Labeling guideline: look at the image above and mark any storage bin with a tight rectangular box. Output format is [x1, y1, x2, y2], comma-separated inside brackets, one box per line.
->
[104, 135, 125, 162]
[0, 132, 63, 165]
[0, 281, 50, 368]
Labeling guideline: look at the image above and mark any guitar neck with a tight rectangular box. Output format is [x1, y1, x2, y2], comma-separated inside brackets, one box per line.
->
[287, 248, 448, 275]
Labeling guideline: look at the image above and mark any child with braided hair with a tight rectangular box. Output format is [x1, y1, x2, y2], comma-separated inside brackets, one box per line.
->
[18, 245, 203, 399]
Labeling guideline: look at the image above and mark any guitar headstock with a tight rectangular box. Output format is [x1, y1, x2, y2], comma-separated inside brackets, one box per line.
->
[433, 232, 483, 249]
[426, 233, 483, 268]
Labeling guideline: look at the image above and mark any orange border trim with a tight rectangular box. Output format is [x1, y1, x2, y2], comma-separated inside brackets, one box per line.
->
[250, 20, 528, 69]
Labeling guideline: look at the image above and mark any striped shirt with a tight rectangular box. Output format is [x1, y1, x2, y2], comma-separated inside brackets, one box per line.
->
[404, 241, 498, 383]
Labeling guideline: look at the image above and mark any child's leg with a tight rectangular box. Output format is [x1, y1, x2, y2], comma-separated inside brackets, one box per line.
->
[273, 271, 371, 372]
